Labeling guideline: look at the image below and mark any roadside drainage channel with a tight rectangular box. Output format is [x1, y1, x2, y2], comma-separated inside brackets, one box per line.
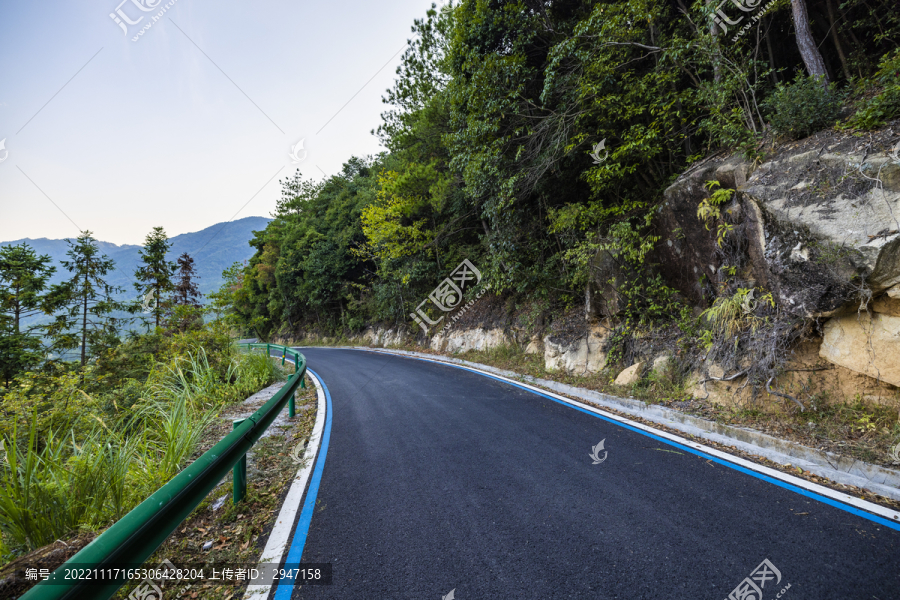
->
[344, 347, 900, 502]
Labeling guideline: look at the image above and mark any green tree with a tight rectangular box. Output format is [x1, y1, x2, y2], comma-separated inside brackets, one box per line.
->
[0, 243, 58, 335]
[0, 243, 59, 386]
[50, 231, 124, 367]
[172, 252, 202, 307]
[134, 227, 175, 330]
[208, 261, 246, 328]
[168, 252, 203, 333]
[225, 0, 900, 339]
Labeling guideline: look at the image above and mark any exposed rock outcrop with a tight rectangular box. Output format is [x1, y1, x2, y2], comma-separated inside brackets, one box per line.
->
[431, 327, 509, 353]
[543, 326, 609, 374]
[658, 140, 900, 318]
[873, 286, 900, 316]
[820, 312, 900, 387]
[361, 326, 408, 347]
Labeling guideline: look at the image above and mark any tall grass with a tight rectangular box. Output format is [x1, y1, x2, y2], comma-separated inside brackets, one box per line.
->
[231, 346, 287, 392]
[0, 346, 284, 556]
[134, 395, 217, 483]
[0, 418, 134, 549]
[0, 420, 64, 549]
[155, 348, 235, 409]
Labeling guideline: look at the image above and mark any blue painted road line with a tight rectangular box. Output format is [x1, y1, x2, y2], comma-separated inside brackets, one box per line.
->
[404, 354, 900, 533]
[273, 368, 333, 600]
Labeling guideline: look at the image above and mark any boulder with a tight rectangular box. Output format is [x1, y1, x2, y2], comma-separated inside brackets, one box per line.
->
[819, 313, 900, 387]
[652, 354, 672, 373]
[658, 142, 900, 318]
[543, 326, 609, 374]
[740, 148, 900, 314]
[655, 158, 727, 305]
[614, 361, 645, 386]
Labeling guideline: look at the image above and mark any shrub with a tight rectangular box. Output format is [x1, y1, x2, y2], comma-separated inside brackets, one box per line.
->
[0, 417, 148, 550]
[846, 50, 900, 130]
[0, 370, 103, 442]
[763, 74, 842, 140]
[0, 324, 286, 560]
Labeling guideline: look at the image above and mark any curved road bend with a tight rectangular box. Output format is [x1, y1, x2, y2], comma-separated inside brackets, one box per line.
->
[285, 348, 898, 599]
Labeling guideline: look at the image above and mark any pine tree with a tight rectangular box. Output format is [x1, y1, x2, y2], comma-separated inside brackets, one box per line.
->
[172, 253, 202, 307]
[50, 231, 124, 368]
[134, 227, 175, 329]
[168, 252, 203, 333]
[0, 243, 60, 386]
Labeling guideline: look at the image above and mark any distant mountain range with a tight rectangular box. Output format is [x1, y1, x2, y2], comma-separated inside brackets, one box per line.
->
[2, 216, 271, 304]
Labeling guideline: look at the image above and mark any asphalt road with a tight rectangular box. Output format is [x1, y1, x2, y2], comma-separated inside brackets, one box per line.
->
[287, 348, 899, 599]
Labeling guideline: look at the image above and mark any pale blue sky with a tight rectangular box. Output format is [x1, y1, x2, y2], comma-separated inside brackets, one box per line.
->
[0, 0, 435, 245]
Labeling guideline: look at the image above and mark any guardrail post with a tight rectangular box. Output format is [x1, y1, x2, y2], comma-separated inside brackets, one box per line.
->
[233, 419, 247, 504]
[292, 352, 303, 416]
[266, 343, 270, 358]
[282, 348, 286, 366]
[21, 344, 308, 600]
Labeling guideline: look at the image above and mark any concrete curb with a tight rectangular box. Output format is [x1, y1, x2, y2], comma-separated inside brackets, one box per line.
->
[341, 346, 900, 502]
[244, 366, 326, 600]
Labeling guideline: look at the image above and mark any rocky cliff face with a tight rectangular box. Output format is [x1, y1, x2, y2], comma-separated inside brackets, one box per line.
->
[340, 130, 900, 405]
[654, 129, 900, 393]
[657, 135, 900, 318]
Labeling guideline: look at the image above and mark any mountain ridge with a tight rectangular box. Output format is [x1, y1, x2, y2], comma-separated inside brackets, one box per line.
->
[1, 216, 271, 300]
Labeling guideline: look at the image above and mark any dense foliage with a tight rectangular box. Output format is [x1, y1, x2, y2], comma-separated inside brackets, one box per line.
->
[0, 228, 211, 384]
[0, 227, 287, 561]
[230, 0, 897, 340]
[0, 322, 284, 560]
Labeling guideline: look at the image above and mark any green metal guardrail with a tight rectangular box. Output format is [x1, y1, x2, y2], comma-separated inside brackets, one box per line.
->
[20, 343, 306, 600]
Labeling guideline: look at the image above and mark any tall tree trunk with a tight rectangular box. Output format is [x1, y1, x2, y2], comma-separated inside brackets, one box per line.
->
[81, 274, 88, 368]
[708, 0, 722, 83]
[791, 0, 829, 81]
[13, 284, 21, 334]
[764, 17, 779, 86]
[824, 0, 852, 80]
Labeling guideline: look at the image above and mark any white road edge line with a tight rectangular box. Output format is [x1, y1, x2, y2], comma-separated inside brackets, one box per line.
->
[362, 348, 900, 524]
[243, 369, 326, 600]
